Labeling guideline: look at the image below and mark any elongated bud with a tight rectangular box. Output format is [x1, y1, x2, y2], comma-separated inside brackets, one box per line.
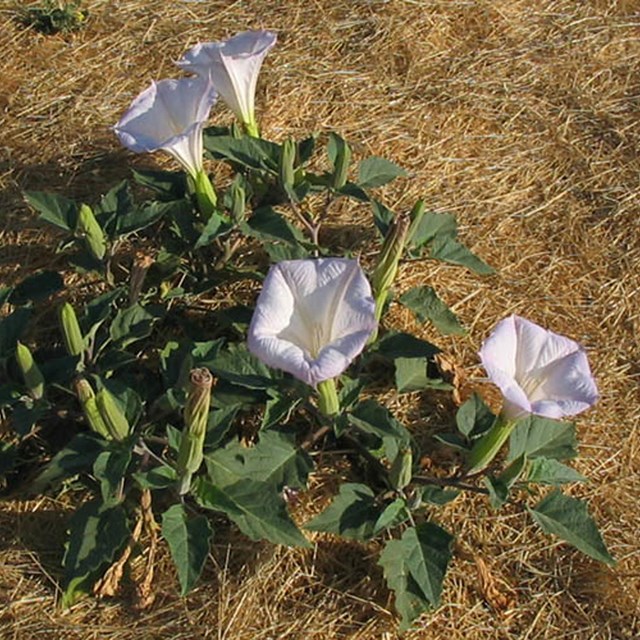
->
[279, 139, 296, 193]
[389, 447, 413, 491]
[466, 414, 516, 474]
[177, 368, 214, 494]
[16, 341, 44, 400]
[129, 251, 154, 306]
[76, 204, 107, 260]
[331, 134, 351, 190]
[59, 302, 84, 358]
[95, 388, 130, 441]
[74, 378, 110, 439]
[229, 180, 246, 223]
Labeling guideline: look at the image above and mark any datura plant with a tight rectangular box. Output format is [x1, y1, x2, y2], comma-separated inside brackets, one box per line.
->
[2, 27, 612, 634]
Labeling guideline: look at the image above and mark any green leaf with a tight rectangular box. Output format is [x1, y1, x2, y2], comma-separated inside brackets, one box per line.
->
[305, 483, 382, 541]
[348, 399, 411, 461]
[370, 199, 395, 237]
[357, 157, 407, 189]
[93, 445, 132, 505]
[204, 134, 280, 173]
[9, 270, 64, 305]
[420, 486, 460, 505]
[409, 212, 457, 249]
[0, 308, 31, 358]
[242, 206, 305, 246]
[62, 500, 130, 607]
[161, 503, 212, 596]
[394, 357, 445, 393]
[526, 458, 587, 485]
[374, 498, 409, 534]
[508, 416, 578, 461]
[194, 211, 227, 249]
[378, 523, 453, 631]
[109, 303, 162, 348]
[25, 190, 78, 231]
[375, 331, 440, 359]
[528, 491, 615, 565]
[32, 433, 107, 492]
[205, 430, 312, 491]
[194, 478, 311, 548]
[261, 393, 302, 429]
[209, 343, 278, 390]
[132, 168, 187, 201]
[456, 393, 495, 439]
[134, 465, 178, 490]
[398, 286, 465, 335]
[429, 236, 494, 275]
[116, 200, 184, 235]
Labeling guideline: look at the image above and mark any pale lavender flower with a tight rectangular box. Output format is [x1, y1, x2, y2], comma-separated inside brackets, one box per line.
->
[177, 30, 277, 135]
[113, 76, 217, 178]
[480, 315, 599, 420]
[248, 259, 377, 387]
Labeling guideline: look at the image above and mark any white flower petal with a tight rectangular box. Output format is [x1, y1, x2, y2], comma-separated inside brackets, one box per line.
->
[479, 315, 518, 378]
[247, 258, 377, 386]
[177, 30, 277, 125]
[113, 77, 217, 177]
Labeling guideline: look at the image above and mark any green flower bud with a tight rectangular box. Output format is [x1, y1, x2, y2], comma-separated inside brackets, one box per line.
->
[95, 388, 130, 442]
[229, 179, 246, 223]
[76, 204, 107, 261]
[59, 302, 84, 358]
[389, 447, 413, 491]
[177, 368, 214, 494]
[331, 134, 351, 190]
[15, 341, 44, 400]
[279, 139, 297, 194]
[74, 378, 110, 439]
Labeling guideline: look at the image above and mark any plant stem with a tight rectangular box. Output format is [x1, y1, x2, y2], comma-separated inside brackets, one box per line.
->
[465, 413, 516, 474]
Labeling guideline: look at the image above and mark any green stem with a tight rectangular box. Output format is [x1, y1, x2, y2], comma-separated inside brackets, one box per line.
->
[193, 169, 217, 216]
[244, 119, 260, 138]
[466, 414, 516, 474]
[317, 378, 339, 417]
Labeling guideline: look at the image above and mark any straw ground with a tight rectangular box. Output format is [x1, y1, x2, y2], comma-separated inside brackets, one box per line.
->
[1, 0, 639, 638]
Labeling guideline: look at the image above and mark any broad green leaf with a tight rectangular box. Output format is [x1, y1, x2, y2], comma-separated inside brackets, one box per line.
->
[394, 357, 446, 393]
[508, 416, 578, 461]
[433, 432, 470, 452]
[378, 523, 453, 631]
[205, 404, 240, 449]
[375, 331, 440, 359]
[429, 236, 494, 275]
[370, 199, 395, 237]
[205, 430, 312, 491]
[526, 458, 587, 485]
[194, 211, 226, 249]
[10, 402, 46, 437]
[109, 303, 162, 348]
[528, 491, 615, 565]
[62, 500, 129, 607]
[398, 286, 465, 335]
[161, 503, 213, 595]
[32, 433, 107, 491]
[305, 483, 381, 541]
[484, 476, 509, 510]
[0, 308, 32, 358]
[358, 157, 407, 189]
[116, 200, 185, 235]
[9, 270, 64, 305]
[336, 182, 370, 202]
[374, 498, 409, 534]
[25, 190, 78, 231]
[409, 212, 457, 249]
[204, 134, 280, 173]
[209, 343, 278, 390]
[420, 486, 460, 505]
[194, 478, 311, 548]
[134, 465, 177, 490]
[132, 168, 187, 201]
[456, 393, 495, 438]
[262, 393, 302, 429]
[93, 445, 132, 505]
[348, 399, 411, 461]
[242, 206, 305, 245]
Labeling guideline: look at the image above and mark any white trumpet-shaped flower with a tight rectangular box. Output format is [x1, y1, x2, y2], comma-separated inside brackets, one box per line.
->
[113, 76, 217, 178]
[480, 315, 599, 420]
[177, 30, 277, 135]
[248, 259, 377, 387]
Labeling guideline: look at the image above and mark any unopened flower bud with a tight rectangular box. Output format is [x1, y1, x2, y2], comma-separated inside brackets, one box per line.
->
[74, 378, 110, 439]
[76, 204, 107, 261]
[15, 341, 44, 400]
[389, 446, 413, 491]
[95, 388, 130, 441]
[279, 139, 297, 194]
[59, 302, 84, 358]
[129, 251, 154, 306]
[177, 368, 214, 494]
[331, 134, 351, 190]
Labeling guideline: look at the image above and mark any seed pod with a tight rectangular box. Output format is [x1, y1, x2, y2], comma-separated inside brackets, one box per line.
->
[59, 302, 84, 358]
[330, 134, 351, 190]
[279, 139, 296, 194]
[389, 447, 413, 491]
[74, 378, 110, 439]
[77, 204, 107, 261]
[177, 368, 214, 494]
[15, 341, 45, 400]
[95, 388, 130, 442]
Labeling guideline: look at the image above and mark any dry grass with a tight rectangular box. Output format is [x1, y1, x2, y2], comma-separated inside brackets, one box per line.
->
[1, 0, 639, 637]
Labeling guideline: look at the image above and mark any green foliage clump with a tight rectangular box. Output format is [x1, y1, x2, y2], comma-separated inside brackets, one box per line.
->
[17, 1, 87, 36]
